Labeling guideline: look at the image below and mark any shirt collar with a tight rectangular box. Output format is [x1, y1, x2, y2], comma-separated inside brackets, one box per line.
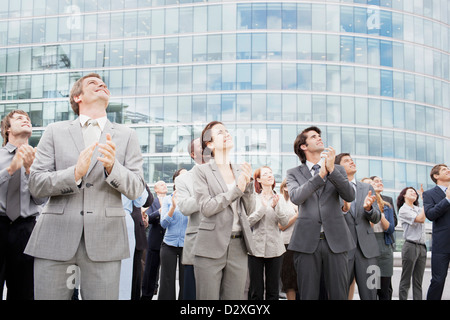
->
[5, 142, 17, 153]
[437, 184, 448, 193]
[305, 159, 324, 172]
[79, 114, 107, 131]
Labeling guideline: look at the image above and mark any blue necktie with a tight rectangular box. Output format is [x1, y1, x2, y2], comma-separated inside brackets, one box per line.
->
[312, 164, 320, 176]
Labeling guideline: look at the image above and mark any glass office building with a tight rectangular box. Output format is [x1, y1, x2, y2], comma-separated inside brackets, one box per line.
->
[1, 0, 449, 204]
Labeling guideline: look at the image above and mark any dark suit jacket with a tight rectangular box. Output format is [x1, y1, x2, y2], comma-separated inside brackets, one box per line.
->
[131, 185, 153, 251]
[424, 186, 450, 254]
[286, 164, 356, 254]
[146, 194, 165, 251]
[344, 181, 381, 259]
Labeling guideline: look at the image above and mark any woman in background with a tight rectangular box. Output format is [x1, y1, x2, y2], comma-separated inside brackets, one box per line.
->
[247, 166, 289, 300]
[397, 186, 427, 300]
[158, 168, 188, 300]
[367, 176, 396, 300]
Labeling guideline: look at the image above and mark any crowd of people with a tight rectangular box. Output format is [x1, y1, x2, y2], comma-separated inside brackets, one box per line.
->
[1, 73, 450, 301]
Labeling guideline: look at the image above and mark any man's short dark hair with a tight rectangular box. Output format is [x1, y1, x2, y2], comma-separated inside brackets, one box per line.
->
[335, 153, 351, 165]
[0, 110, 30, 146]
[430, 164, 448, 184]
[293, 126, 321, 163]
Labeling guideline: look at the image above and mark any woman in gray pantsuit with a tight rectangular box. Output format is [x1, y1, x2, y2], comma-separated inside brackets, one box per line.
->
[192, 121, 255, 300]
[397, 186, 427, 300]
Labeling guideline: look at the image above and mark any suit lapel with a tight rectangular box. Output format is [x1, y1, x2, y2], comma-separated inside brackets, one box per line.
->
[210, 160, 228, 194]
[68, 118, 85, 154]
[299, 164, 312, 179]
[435, 185, 446, 198]
[299, 164, 323, 197]
[86, 120, 115, 177]
[350, 182, 364, 220]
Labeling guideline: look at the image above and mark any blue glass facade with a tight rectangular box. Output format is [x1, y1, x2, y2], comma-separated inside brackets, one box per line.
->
[0, 0, 449, 202]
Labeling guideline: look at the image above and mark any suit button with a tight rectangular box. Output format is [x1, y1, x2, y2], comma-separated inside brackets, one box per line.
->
[80, 211, 84, 216]
[86, 183, 93, 188]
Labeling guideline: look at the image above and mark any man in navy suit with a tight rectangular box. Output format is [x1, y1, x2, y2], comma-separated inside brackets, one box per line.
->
[141, 180, 167, 300]
[423, 164, 450, 300]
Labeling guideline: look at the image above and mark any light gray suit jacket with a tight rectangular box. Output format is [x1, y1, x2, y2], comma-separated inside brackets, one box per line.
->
[25, 118, 145, 262]
[286, 164, 356, 254]
[175, 167, 201, 265]
[344, 181, 381, 259]
[192, 160, 255, 259]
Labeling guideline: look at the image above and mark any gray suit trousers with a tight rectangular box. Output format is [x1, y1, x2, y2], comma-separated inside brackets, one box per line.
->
[294, 237, 349, 300]
[34, 235, 121, 300]
[194, 237, 247, 300]
[348, 244, 377, 300]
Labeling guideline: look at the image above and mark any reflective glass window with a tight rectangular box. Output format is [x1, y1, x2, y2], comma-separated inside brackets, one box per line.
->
[207, 64, 221, 91]
[355, 98, 368, 125]
[252, 94, 266, 121]
[327, 35, 340, 61]
[252, 34, 266, 59]
[237, 63, 251, 90]
[394, 132, 406, 159]
[207, 35, 221, 61]
[252, 3, 267, 29]
[283, 94, 297, 121]
[380, 70, 393, 97]
[340, 36, 354, 63]
[368, 99, 381, 127]
[267, 63, 281, 90]
[237, 34, 251, 60]
[267, 33, 281, 60]
[221, 94, 235, 122]
[341, 66, 354, 94]
[237, 4, 251, 30]
[282, 63, 296, 90]
[354, 7, 367, 34]
[416, 135, 426, 162]
[312, 95, 326, 122]
[326, 96, 341, 123]
[282, 34, 296, 60]
[312, 4, 326, 31]
[297, 94, 312, 122]
[267, 94, 281, 121]
[222, 63, 236, 90]
[267, 3, 281, 29]
[297, 34, 311, 60]
[206, 95, 220, 122]
[327, 65, 340, 93]
[193, 36, 207, 61]
[340, 6, 353, 33]
[382, 161, 395, 190]
[208, 5, 222, 31]
[354, 37, 367, 64]
[297, 3, 312, 30]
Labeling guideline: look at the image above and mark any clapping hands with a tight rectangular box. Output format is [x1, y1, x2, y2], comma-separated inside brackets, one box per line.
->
[237, 162, 252, 192]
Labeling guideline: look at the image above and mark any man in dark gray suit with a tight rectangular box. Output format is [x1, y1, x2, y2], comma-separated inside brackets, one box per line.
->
[286, 126, 355, 300]
[335, 153, 380, 300]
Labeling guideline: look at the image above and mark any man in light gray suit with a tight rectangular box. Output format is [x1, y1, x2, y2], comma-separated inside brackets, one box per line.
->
[335, 153, 380, 300]
[286, 126, 355, 300]
[25, 73, 145, 300]
[175, 137, 208, 300]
